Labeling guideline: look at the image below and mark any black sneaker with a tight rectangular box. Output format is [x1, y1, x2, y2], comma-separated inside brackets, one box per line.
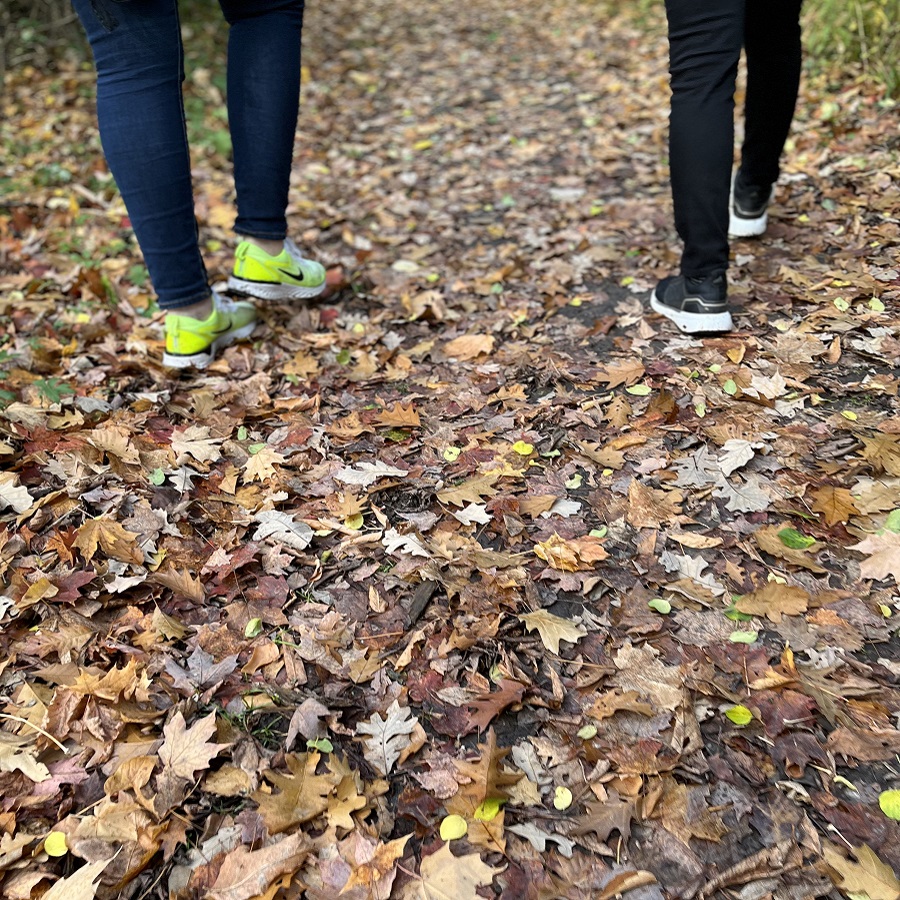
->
[650, 272, 733, 334]
[729, 169, 774, 238]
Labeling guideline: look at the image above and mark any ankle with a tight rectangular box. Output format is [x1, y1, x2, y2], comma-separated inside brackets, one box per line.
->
[169, 296, 214, 321]
[246, 236, 285, 257]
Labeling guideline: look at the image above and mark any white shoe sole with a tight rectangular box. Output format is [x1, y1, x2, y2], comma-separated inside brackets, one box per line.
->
[650, 290, 734, 334]
[729, 210, 768, 238]
[162, 321, 257, 370]
[227, 276, 326, 301]
[728, 176, 774, 238]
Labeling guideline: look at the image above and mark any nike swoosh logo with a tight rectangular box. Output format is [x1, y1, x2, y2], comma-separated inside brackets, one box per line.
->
[276, 266, 307, 284]
[212, 317, 233, 335]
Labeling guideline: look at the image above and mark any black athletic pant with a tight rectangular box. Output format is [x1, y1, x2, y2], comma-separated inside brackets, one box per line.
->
[664, 0, 803, 277]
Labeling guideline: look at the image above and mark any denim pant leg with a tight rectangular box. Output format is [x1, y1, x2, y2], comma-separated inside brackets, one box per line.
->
[741, 0, 803, 187]
[664, 0, 744, 278]
[219, 0, 306, 241]
[72, 0, 210, 310]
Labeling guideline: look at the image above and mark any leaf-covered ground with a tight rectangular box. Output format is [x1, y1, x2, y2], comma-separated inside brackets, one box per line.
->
[2, 0, 900, 898]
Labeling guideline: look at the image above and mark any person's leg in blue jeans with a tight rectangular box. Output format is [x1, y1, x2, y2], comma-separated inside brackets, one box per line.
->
[72, 0, 212, 313]
[71, 0, 324, 367]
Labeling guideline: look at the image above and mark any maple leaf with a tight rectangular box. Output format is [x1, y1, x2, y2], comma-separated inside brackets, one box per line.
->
[861, 434, 900, 477]
[443, 333, 494, 361]
[626, 480, 683, 528]
[447, 730, 522, 853]
[436, 473, 500, 507]
[337, 832, 411, 897]
[74, 517, 143, 564]
[812, 485, 859, 526]
[242, 446, 284, 483]
[754, 525, 826, 573]
[734, 582, 809, 623]
[41, 858, 110, 900]
[252, 752, 341, 834]
[400, 842, 502, 900]
[356, 700, 418, 775]
[209, 833, 308, 900]
[158, 711, 229, 780]
[851, 532, 900, 584]
[466, 678, 525, 732]
[652, 777, 728, 845]
[170, 424, 222, 466]
[822, 843, 900, 900]
[518, 609, 587, 654]
[0, 731, 51, 782]
[671, 446, 720, 488]
[0, 472, 34, 513]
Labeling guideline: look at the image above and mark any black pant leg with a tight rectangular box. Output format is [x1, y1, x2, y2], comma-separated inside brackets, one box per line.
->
[665, 0, 744, 277]
[741, 0, 803, 187]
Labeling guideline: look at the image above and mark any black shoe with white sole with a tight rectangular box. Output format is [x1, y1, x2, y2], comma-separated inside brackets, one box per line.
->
[729, 169, 774, 238]
[650, 273, 733, 334]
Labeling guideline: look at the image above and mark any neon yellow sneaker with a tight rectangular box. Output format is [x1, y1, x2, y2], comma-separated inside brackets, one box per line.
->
[228, 238, 326, 301]
[163, 292, 257, 369]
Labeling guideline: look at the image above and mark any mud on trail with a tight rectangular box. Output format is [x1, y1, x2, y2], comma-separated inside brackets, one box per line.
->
[1, 0, 900, 896]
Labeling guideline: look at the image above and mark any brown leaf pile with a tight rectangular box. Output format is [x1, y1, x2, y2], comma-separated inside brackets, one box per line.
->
[1, 0, 899, 897]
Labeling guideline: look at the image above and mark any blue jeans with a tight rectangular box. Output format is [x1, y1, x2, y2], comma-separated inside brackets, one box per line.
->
[72, 0, 305, 309]
[665, 0, 802, 277]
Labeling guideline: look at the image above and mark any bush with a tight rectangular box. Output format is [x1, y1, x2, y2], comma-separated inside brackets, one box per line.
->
[804, 0, 900, 96]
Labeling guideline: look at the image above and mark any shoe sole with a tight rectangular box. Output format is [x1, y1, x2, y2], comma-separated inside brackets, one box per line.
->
[729, 210, 768, 238]
[162, 321, 257, 370]
[227, 276, 326, 301]
[650, 290, 734, 334]
[728, 177, 775, 238]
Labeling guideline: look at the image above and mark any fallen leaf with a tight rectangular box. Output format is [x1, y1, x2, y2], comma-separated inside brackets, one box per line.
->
[159, 711, 229, 780]
[822, 843, 900, 900]
[356, 701, 419, 775]
[400, 843, 502, 899]
[518, 609, 587, 654]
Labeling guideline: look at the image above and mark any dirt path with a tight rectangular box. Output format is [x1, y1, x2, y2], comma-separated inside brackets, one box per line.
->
[1, 0, 900, 897]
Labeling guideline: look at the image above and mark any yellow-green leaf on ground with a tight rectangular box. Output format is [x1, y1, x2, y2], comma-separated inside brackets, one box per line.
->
[725, 705, 753, 726]
[879, 790, 900, 821]
[440, 814, 468, 840]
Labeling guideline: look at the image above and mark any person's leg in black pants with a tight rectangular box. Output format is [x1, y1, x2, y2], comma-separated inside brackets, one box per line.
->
[740, 0, 803, 190]
[665, 0, 744, 280]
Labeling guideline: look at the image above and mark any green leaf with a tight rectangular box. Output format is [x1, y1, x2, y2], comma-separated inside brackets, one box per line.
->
[589, 526, 608, 539]
[237, 425, 248, 441]
[474, 797, 505, 821]
[149, 468, 166, 486]
[879, 790, 900, 820]
[626, 384, 651, 396]
[35, 377, 75, 405]
[336, 348, 351, 365]
[722, 379, 738, 396]
[725, 705, 753, 726]
[248, 443, 267, 455]
[443, 447, 461, 462]
[778, 527, 816, 549]
[577, 724, 597, 740]
[729, 630, 758, 644]
[648, 598, 671, 614]
[884, 510, 900, 534]
[554, 786, 573, 810]
[244, 618, 263, 638]
[306, 737, 334, 753]
[440, 814, 468, 840]
[724, 605, 754, 622]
